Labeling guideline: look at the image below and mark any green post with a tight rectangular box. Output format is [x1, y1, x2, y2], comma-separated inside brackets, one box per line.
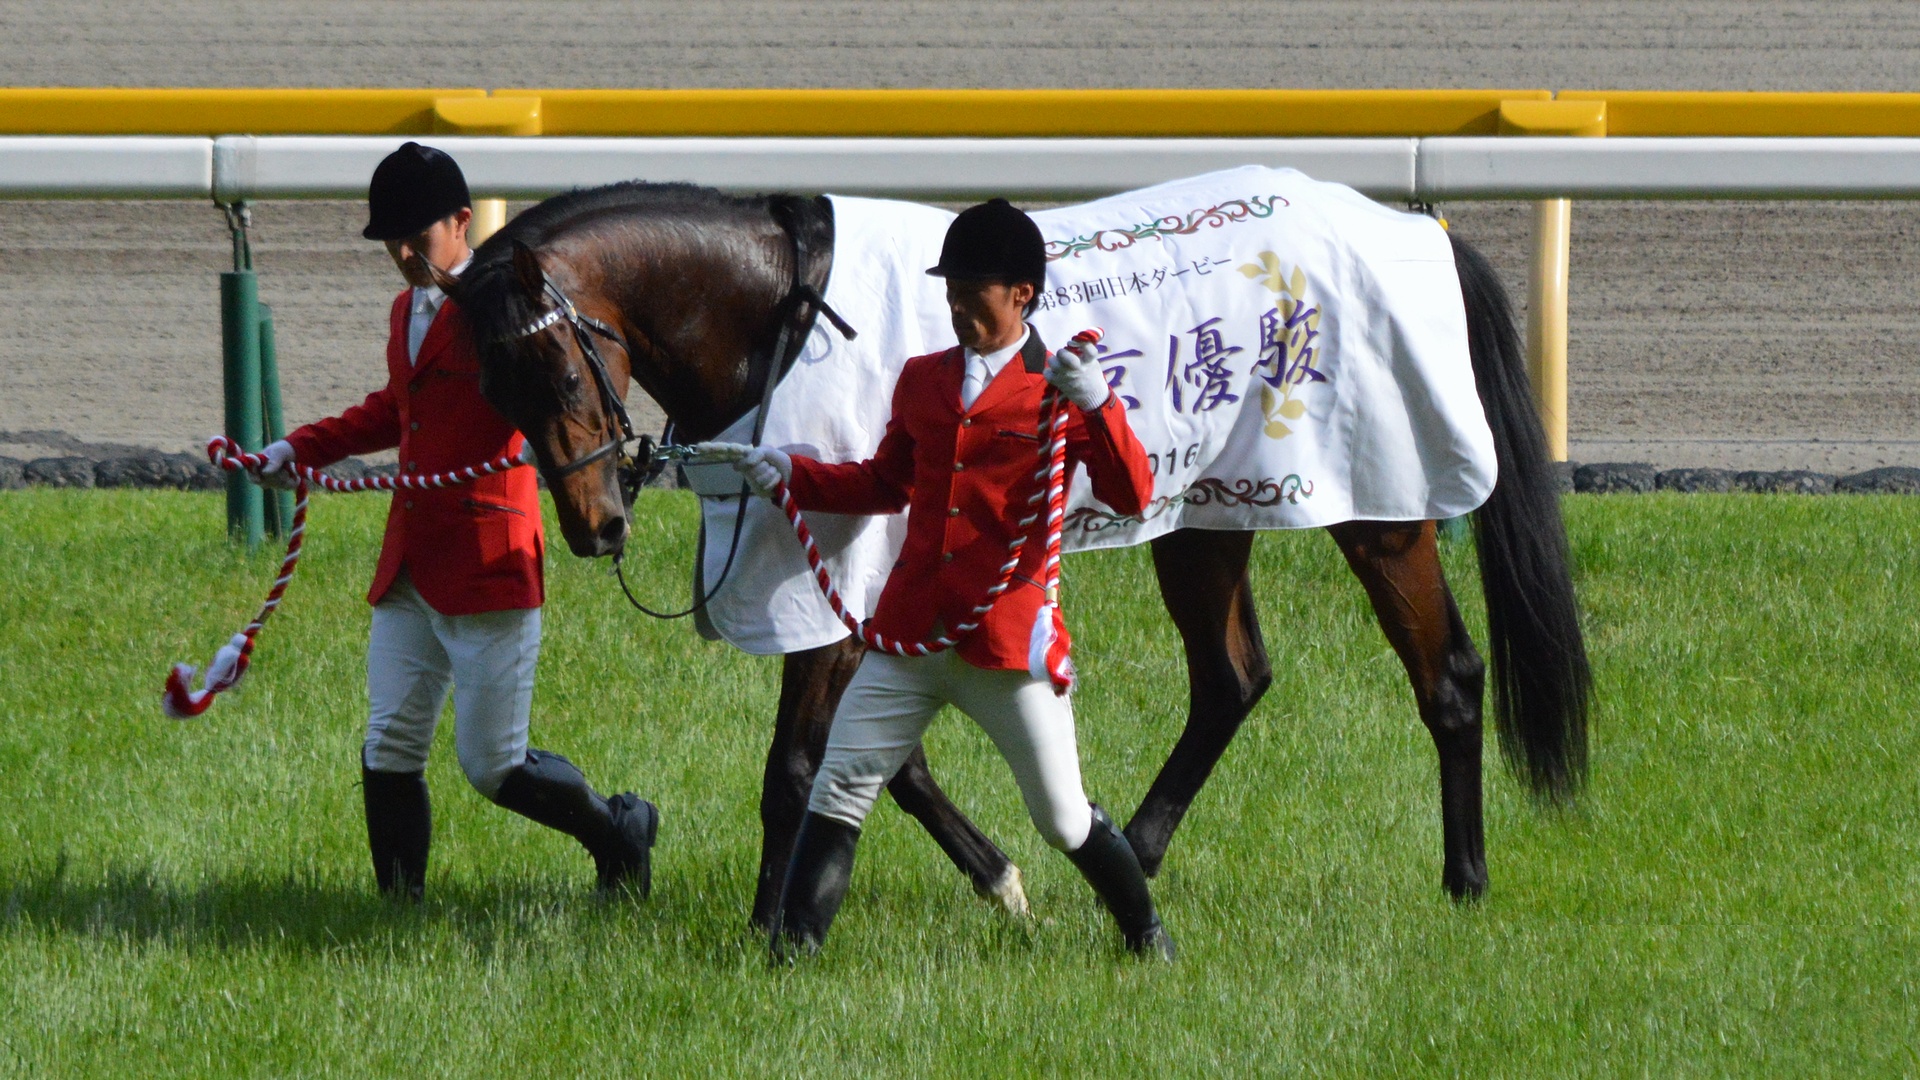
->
[221, 269, 264, 548]
[258, 304, 294, 537]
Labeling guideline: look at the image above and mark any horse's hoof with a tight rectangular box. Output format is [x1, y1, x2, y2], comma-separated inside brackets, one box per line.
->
[1444, 865, 1488, 902]
[975, 864, 1030, 919]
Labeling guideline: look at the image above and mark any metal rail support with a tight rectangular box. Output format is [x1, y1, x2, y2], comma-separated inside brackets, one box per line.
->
[219, 201, 264, 547]
[1499, 99, 1606, 463]
[258, 304, 294, 536]
[218, 202, 289, 545]
[469, 198, 506, 246]
[1528, 198, 1572, 461]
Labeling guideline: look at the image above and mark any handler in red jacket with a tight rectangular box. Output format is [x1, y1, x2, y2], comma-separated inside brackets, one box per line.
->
[705, 200, 1174, 960]
[250, 143, 657, 900]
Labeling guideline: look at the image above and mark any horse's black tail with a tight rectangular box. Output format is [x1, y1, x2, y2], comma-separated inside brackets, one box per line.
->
[1451, 232, 1591, 801]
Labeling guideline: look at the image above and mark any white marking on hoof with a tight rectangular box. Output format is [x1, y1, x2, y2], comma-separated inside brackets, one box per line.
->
[976, 864, 1030, 919]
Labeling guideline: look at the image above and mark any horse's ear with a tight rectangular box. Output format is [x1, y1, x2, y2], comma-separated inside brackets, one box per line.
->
[510, 240, 546, 301]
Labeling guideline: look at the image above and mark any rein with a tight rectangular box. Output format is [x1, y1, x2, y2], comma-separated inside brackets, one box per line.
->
[160, 436, 528, 718]
[509, 200, 855, 621]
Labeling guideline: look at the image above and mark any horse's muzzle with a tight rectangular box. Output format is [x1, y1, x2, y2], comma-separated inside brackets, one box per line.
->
[593, 513, 631, 557]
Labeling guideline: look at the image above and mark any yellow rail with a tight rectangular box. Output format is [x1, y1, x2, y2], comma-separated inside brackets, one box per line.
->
[525, 89, 1548, 137]
[1558, 91, 1920, 137]
[0, 88, 1546, 137]
[14, 87, 1920, 138]
[0, 88, 485, 135]
[12, 88, 1920, 138]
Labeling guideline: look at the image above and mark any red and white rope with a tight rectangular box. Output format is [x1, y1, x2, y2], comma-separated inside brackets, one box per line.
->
[160, 435, 525, 718]
[768, 328, 1097, 694]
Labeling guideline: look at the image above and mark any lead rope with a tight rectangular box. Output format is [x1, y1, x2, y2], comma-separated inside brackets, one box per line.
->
[160, 435, 528, 718]
[763, 329, 1097, 695]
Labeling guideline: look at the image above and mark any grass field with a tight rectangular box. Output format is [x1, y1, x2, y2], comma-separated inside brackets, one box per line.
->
[2, 488, 1917, 1077]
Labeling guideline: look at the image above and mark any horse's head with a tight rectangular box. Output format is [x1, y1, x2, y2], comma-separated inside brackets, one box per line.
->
[463, 240, 633, 558]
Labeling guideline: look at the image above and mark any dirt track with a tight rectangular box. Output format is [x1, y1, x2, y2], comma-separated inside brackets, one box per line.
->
[2, 1, 1918, 471]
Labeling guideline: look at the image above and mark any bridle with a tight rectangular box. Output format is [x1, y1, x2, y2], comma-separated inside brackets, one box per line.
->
[506, 201, 855, 620]
[511, 276, 668, 504]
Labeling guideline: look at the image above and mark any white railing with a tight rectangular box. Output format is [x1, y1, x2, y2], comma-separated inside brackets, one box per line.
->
[8, 134, 1919, 460]
[9, 135, 1920, 201]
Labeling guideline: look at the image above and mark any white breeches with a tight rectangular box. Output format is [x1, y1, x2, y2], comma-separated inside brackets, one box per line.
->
[808, 649, 1093, 851]
[363, 573, 539, 798]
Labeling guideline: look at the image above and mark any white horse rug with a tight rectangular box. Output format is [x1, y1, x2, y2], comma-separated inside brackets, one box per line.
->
[680, 165, 1497, 654]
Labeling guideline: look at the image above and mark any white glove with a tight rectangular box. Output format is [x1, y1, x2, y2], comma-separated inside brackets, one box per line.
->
[516, 439, 538, 466]
[738, 446, 792, 497]
[691, 442, 792, 498]
[253, 439, 299, 489]
[1044, 337, 1113, 411]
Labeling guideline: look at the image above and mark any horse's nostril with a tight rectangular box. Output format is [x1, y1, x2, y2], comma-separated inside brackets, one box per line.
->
[597, 514, 629, 552]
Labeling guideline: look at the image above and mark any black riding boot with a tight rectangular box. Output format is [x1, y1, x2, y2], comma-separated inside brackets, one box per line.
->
[1064, 805, 1176, 960]
[489, 748, 659, 894]
[769, 812, 861, 962]
[362, 764, 430, 901]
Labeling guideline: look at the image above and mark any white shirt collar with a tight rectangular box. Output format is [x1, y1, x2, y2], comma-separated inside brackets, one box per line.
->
[964, 325, 1031, 377]
[412, 253, 474, 314]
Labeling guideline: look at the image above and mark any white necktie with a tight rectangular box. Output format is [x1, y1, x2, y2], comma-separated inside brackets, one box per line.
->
[408, 289, 437, 365]
[960, 354, 991, 409]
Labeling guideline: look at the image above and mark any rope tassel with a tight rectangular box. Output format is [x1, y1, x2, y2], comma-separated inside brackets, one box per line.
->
[161, 436, 526, 719]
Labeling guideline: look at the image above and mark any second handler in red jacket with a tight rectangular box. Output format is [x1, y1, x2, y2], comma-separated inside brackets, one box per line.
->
[251, 143, 658, 901]
[704, 199, 1174, 960]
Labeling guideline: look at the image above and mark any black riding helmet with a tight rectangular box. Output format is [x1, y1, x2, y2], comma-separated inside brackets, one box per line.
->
[363, 142, 472, 241]
[926, 198, 1047, 288]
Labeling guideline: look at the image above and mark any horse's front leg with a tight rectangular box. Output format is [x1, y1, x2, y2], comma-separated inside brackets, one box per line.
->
[1126, 529, 1274, 877]
[1328, 520, 1488, 899]
[886, 748, 1026, 917]
[754, 638, 865, 930]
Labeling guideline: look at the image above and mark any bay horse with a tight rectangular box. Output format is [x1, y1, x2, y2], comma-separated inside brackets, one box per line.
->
[450, 182, 1589, 927]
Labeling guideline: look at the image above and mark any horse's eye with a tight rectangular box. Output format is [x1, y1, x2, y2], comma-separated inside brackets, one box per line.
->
[564, 371, 583, 392]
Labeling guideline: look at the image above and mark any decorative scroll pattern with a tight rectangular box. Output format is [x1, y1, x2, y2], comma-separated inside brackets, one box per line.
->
[1045, 195, 1289, 262]
[1061, 474, 1314, 538]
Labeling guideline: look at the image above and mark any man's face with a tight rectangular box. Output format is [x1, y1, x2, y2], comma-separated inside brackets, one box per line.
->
[385, 207, 473, 288]
[945, 278, 1036, 352]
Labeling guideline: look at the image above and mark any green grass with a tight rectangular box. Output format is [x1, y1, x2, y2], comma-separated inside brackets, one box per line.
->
[2, 489, 1917, 1076]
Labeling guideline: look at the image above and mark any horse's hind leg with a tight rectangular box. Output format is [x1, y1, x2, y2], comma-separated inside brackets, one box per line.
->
[1125, 528, 1274, 877]
[1327, 520, 1488, 899]
[752, 639, 1020, 929]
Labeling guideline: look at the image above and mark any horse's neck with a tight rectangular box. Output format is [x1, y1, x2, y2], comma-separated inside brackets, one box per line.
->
[578, 215, 793, 441]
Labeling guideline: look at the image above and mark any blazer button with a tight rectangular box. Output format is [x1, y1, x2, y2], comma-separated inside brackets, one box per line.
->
[410, 421, 420, 431]
[949, 507, 960, 517]
[404, 500, 414, 510]
[942, 552, 954, 563]
[953, 462, 964, 472]
[960, 418, 973, 427]
[405, 462, 416, 472]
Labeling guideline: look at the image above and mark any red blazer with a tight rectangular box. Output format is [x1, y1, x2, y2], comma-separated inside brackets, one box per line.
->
[285, 292, 544, 616]
[787, 332, 1154, 670]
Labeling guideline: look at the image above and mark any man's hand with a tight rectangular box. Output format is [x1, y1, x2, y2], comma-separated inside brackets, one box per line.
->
[252, 440, 299, 489]
[1044, 337, 1113, 411]
[692, 441, 793, 498]
[516, 439, 539, 467]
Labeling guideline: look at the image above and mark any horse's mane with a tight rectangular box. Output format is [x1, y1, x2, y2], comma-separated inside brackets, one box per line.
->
[459, 181, 780, 350]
